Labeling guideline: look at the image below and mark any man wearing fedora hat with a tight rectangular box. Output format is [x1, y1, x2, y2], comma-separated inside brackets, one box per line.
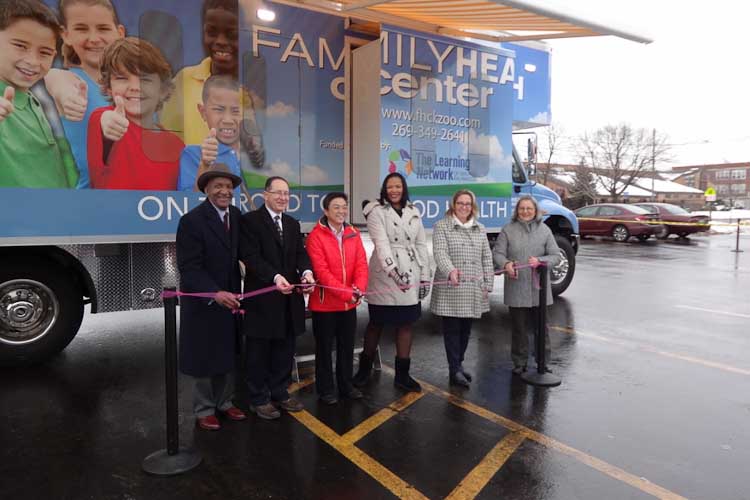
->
[176, 162, 248, 430]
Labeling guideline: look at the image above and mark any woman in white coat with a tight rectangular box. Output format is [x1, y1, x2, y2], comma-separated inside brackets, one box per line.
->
[353, 173, 432, 392]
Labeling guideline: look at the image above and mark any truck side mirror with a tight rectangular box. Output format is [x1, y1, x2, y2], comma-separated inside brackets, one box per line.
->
[526, 137, 537, 177]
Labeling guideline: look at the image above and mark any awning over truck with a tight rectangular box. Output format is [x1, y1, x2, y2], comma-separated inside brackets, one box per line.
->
[331, 0, 652, 44]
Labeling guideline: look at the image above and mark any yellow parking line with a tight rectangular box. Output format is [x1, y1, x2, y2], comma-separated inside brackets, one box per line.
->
[445, 432, 526, 500]
[341, 391, 425, 444]
[290, 410, 429, 500]
[415, 379, 688, 500]
[551, 325, 750, 376]
[288, 377, 315, 394]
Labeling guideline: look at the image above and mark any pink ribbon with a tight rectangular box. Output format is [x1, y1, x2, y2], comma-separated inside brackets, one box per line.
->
[161, 261, 547, 309]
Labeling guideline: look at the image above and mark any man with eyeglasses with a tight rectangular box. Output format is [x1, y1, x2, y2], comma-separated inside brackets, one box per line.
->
[240, 176, 315, 419]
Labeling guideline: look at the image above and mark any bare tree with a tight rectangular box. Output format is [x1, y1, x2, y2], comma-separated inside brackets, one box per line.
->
[577, 123, 671, 202]
[537, 122, 565, 184]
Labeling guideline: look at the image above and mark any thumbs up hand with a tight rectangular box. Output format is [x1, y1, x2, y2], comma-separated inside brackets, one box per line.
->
[58, 74, 88, 121]
[0, 86, 14, 123]
[101, 95, 129, 141]
[201, 127, 219, 166]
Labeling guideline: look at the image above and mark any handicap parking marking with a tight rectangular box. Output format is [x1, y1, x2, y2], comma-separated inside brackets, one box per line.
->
[412, 374, 688, 500]
[445, 432, 526, 500]
[674, 304, 750, 319]
[551, 325, 750, 377]
[341, 391, 425, 445]
[289, 369, 687, 500]
[290, 408, 430, 499]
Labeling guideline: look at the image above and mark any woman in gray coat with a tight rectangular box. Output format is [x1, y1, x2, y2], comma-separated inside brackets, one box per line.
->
[352, 173, 432, 392]
[492, 195, 561, 374]
[430, 190, 494, 387]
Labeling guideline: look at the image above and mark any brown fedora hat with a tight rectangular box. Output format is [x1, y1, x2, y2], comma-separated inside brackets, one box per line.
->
[197, 163, 242, 192]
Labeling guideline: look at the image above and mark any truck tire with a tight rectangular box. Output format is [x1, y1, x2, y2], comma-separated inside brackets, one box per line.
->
[550, 235, 575, 296]
[0, 260, 84, 366]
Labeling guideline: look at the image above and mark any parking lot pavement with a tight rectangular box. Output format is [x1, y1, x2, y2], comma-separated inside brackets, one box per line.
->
[1, 233, 748, 499]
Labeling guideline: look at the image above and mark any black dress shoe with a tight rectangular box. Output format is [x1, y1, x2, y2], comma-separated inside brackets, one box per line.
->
[319, 393, 338, 405]
[449, 372, 470, 388]
[341, 387, 363, 399]
[275, 397, 304, 412]
[250, 403, 281, 420]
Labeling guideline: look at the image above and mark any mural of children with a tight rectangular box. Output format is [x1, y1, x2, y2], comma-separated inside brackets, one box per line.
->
[178, 75, 242, 191]
[160, 0, 239, 145]
[87, 37, 184, 190]
[44, 0, 125, 189]
[178, 74, 265, 200]
[0, 0, 77, 189]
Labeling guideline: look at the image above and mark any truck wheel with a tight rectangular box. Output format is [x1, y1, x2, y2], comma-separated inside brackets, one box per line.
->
[0, 260, 84, 366]
[550, 235, 575, 296]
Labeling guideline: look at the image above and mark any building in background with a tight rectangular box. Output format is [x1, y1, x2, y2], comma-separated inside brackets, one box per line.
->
[537, 163, 705, 210]
[671, 163, 749, 208]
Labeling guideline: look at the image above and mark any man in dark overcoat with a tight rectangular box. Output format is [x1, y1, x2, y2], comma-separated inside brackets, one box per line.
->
[176, 163, 247, 430]
[240, 176, 314, 419]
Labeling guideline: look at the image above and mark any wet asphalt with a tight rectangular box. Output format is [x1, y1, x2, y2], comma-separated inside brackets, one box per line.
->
[1, 233, 748, 500]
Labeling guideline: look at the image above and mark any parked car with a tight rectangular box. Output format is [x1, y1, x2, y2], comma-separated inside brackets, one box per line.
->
[574, 203, 660, 242]
[633, 203, 711, 239]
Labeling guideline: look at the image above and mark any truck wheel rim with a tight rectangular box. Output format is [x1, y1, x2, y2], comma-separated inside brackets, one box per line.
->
[550, 249, 569, 284]
[0, 279, 59, 345]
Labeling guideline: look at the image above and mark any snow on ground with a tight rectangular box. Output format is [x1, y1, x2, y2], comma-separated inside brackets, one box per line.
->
[691, 209, 750, 234]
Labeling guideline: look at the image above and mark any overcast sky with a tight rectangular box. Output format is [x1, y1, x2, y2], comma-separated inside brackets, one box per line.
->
[537, 0, 749, 167]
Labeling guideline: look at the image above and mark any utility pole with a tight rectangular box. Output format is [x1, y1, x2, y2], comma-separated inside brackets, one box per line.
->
[651, 128, 656, 201]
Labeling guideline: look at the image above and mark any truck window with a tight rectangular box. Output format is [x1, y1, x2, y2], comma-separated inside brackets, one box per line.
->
[512, 147, 526, 184]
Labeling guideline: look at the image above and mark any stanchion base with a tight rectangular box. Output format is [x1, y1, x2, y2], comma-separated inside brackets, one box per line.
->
[521, 371, 562, 387]
[142, 447, 202, 476]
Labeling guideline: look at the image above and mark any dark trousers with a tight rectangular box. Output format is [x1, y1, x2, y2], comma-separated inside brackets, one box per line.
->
[508, 307, 551, 368]
[442, 316, 473, 375]
[246, 335, 296, 406]
[312, 309, 356, 396]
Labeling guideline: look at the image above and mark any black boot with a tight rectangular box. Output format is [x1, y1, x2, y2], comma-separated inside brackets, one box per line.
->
[352, 352, 374, 388]
[394, 357, 422, 392]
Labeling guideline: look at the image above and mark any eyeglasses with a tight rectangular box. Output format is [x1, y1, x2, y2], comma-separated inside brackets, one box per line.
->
[266, 190, 290, 198]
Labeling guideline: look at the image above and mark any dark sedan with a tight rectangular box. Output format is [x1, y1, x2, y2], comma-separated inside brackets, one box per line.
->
[634, 203, 711, 239]
[575, 203, 660, 242]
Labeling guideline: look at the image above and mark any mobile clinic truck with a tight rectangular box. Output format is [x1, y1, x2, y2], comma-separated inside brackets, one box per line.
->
[0, 0, 649, 366]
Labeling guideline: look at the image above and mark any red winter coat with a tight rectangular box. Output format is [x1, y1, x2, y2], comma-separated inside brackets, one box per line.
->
[306, 218, 368, 312]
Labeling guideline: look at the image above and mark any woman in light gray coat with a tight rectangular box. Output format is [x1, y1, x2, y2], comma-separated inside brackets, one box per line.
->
[353, 173, 432, 392]
[493, 195, 561, 374]
[430, 190, 494, 387]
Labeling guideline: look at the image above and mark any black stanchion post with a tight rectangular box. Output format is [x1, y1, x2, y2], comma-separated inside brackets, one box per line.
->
[521, 266, 562, 387]
[731, 219, 744, 253]
[142, 287, 202, 475]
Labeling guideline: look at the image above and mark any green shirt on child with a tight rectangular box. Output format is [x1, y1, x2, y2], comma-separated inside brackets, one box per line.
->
[0, 81, 76, 189]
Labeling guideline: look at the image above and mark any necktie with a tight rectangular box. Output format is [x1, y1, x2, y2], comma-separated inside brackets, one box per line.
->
[223, 212, 230, 233]
[274, 215, 283, 240]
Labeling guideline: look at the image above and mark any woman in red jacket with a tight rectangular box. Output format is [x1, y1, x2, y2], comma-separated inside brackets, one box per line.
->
[307, 192, 369, 404]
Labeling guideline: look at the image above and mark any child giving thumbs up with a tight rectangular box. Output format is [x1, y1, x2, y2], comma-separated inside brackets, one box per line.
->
[100, 95, 129, 141]
[0, 86, 15, 122]
[201, 128, 219, 167]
